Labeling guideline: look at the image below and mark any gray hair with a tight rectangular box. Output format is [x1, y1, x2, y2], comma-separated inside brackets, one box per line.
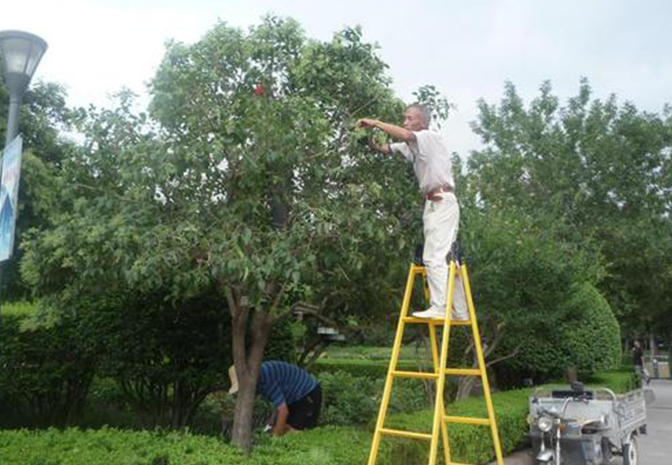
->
[406, 103, 432, 127]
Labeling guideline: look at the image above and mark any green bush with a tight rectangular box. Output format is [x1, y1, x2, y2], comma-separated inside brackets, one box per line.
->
[0, 369, 633, 464]
[0, 426, 396, 465]
[313, 358, 432, 379]
[494, 282, 621, 386]
[264, 316, 297, 363]
[0, 308, 97, 428]
[316, 370, 432, 427]
[317, 371, 378, 426]
[384, 389, 531, 464]
[558, 283, 621, 374]
[95, 293, 232, 430]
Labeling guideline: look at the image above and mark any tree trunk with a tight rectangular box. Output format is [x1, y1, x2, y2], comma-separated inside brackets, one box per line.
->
[229, 295, 274, 454]
[649, 333, 657, 357]
[231, 184, 287, 452]
[231, 376, 257, 453]
[455, 376, 476, 400]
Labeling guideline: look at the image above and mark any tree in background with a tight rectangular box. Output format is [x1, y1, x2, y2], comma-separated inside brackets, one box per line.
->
[462, 79, 671, 383]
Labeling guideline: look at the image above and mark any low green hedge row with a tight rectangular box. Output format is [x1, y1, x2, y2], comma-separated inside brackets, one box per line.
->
[313, 358, 433, 379]
[0, 369, 636, 465]
[0, 426, 392, 465]
[383, 388, 531, 464]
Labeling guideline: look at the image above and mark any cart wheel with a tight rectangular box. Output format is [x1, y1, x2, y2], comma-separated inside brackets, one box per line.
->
[623, 434, 638, 465]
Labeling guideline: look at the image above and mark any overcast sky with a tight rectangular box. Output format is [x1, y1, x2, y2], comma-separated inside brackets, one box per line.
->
[2, 0, 671, 157]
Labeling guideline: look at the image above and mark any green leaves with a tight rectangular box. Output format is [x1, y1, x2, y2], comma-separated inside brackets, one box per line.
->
[467, 78, 672, 338]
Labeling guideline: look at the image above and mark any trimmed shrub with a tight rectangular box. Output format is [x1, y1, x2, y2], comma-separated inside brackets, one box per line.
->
[384, 388, 531, 464]
[316, 370, 432, 427]
[264, 316, 297, 363]
[0, 426, 397, 465]
[558, 283, 621, 374]
[317, 371, 378, 426]
[95, 293, 232, 430]
[313, 358, 432, 379]
[494, 282, 621, 387]
[0, 307, 97, 428]
[0, 369, 632, 464]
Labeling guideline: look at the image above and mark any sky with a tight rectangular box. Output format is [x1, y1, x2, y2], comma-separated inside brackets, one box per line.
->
[2, 0, 672, 157]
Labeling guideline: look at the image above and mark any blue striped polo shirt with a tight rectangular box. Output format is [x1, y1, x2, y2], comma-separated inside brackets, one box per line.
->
[257, 361, 318, 407]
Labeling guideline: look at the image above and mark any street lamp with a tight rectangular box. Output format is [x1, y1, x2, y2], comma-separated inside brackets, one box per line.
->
[0, 30, 48, 146]
[0, 31, 47, 317]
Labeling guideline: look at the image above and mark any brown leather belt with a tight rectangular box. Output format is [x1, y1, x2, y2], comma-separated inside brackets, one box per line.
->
[426, 185, 454, 201]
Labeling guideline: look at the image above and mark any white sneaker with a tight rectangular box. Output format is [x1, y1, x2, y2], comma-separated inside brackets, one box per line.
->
[412, 307, 446, 319]
[412, 307, 470, 321]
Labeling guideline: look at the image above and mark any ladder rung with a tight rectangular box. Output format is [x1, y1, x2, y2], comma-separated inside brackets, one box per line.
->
[403, 317, 472, 326]
[379, 428, 432, 441]
[443, 368, 481, 376]
[444, 415, 491, 426]
[392, 370, 439, 380]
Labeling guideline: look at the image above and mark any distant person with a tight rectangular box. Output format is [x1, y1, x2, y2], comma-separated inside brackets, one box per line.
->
[357, 104, 468, 320]
[229, 360, 322, 436]
[632, 340, 651, 385]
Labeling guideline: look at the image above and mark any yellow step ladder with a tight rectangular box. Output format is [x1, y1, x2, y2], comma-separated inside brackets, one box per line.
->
[367, 260, 504, 465]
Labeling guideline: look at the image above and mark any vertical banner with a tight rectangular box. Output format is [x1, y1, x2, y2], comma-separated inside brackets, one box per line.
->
[0, 136, 23, 262]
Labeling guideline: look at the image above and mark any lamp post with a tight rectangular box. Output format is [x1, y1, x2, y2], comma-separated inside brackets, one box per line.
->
[0, 31, 47, 317]
[1, 30, 48, 146]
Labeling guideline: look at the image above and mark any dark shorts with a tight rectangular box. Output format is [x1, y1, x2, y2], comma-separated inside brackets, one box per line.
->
[287, 384, 322, 430]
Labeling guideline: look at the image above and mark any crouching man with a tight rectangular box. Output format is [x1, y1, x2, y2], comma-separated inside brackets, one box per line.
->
[228, 360, 322, 436]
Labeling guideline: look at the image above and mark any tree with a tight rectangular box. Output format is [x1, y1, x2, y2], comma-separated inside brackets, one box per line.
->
[467, 79, 672, 345]
[21, 17, 432, 452]
[453, 203, 603, 395]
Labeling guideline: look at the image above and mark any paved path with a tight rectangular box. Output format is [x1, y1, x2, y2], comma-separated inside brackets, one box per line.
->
[611, 378, 672, 465]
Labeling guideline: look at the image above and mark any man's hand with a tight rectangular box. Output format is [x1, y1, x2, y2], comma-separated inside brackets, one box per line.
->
[358, 118, 414, 141]
[272, 403, 291, 437]
[358, 118, 379, 129]
[368, 138, 391, 155]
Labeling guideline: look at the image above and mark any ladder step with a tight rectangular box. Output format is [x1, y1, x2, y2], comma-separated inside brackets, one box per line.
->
[392, 370, 439, 380]
[444, 415, 491, 426]
[379, 428, 432, 441]
[443, 368, 481, 376]
[403, 317, 472, 326]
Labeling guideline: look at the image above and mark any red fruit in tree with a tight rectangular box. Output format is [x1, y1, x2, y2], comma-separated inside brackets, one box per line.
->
[254, 84, 265, 95]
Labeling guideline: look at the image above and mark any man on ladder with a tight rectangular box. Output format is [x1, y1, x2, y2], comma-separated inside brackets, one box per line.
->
[358, 105, 505, 465]
[358, 104, 468, 320]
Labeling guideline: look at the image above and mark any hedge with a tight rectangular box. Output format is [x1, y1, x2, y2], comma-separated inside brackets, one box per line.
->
[0, 370, 636, 465]
[0, 309, 97, 428]
[383, 388, 531, 464]
[494, 282, 621, 387]
[0, 426, 395, 465]
[313, 358, 433, 379]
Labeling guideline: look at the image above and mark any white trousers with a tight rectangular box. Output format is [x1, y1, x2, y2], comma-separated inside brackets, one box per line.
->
[422, 193, 468, 318]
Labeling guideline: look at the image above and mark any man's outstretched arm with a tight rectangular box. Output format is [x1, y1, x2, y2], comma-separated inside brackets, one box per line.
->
[358, 118, 416, 142]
